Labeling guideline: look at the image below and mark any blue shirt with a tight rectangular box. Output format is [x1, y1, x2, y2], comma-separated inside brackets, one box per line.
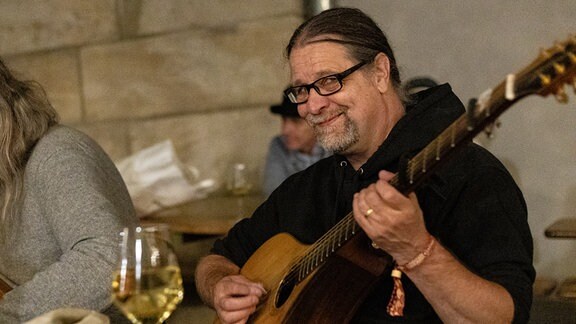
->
[263, 136, 331, 196]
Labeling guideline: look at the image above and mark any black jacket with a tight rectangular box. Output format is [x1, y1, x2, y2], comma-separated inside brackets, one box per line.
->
[213, 84, 535, 323]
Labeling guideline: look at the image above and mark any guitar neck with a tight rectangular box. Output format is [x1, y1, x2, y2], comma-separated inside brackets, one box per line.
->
[290, 213, 362, 281]
[392, 80, 514, 193]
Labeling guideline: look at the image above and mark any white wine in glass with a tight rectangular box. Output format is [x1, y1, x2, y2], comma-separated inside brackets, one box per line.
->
[112, 224, 184, 324]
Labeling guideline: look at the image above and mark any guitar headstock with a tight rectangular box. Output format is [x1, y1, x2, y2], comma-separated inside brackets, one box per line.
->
[515, 35, 576, 103]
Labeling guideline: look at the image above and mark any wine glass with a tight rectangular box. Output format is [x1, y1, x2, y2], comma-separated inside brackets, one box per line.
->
[111, 224, 184, 324]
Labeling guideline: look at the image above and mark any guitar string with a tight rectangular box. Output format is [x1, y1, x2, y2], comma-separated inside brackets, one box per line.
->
[286, 213, 356, 282]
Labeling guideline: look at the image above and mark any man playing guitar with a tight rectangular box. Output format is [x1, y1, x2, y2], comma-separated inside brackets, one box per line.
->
[195, 7, 535, 323]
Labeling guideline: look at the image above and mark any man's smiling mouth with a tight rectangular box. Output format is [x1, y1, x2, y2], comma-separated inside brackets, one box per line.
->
[311, 112, 343, 128]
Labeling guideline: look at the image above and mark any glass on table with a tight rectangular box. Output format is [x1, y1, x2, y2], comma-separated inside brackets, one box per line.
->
[227, 163, 253, 196]
[111, 224, 184, 324]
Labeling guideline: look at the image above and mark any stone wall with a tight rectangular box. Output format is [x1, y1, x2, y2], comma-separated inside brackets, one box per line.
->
[1, 0, 303, 192]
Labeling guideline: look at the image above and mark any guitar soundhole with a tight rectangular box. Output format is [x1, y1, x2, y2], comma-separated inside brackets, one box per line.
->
[275, 277, 295, 308]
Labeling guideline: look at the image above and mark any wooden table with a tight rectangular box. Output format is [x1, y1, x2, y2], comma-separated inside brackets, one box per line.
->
[141, 194, 264, 236]
[545, 218, 576, 239]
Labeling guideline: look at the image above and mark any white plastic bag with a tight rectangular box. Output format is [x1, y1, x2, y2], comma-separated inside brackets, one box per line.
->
[116, 140, 217, 217]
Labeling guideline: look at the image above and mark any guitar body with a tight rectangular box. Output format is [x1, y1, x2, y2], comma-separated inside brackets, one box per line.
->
[237, 232, 391, 323]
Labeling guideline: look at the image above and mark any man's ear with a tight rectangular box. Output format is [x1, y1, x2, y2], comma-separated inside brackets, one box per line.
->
[372, 52, 391, 93]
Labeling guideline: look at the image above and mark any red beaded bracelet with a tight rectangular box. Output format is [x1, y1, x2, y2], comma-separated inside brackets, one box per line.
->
[397, 235, 436, 272]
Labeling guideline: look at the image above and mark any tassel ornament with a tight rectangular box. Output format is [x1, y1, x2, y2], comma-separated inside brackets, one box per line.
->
[386, 236, 436, 317]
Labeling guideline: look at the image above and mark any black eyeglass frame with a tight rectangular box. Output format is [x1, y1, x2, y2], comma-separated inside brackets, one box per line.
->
[284, 61, 367, 104]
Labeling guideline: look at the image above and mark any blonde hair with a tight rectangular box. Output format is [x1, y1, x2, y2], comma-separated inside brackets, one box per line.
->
[0, 58, 58, 229]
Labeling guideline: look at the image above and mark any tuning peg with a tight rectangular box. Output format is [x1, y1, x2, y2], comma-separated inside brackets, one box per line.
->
[554, 87, 569, 103]
[538, 73, 551, 86]
[553, 62, 566, 74]
[569, 52, 576, 64]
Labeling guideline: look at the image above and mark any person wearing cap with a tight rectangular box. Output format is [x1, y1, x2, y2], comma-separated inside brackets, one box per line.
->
[263, 95, 331, 196]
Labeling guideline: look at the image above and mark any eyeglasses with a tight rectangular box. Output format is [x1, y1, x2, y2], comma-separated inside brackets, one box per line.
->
[284, 61, 367, 104]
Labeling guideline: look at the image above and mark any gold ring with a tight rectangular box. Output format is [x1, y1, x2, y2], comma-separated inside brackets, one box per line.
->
[365, 208, 374, 218]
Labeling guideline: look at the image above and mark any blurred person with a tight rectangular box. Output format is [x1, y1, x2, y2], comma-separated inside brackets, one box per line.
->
[263, 94, 331, 196]
[196, 7, 534, 324]
[0, 57, 137, 323]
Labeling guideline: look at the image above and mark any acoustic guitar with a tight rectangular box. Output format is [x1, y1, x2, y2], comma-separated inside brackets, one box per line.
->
[216, 36, 576, 323]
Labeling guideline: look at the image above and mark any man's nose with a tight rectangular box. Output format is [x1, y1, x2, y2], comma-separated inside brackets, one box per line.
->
[303, 89, 329, 115]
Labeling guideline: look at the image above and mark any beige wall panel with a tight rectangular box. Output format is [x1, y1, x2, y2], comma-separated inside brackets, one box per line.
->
[138, 0, 301, 34]
[3, 50, 82, 124]
[81, 17, 299, 122]
[128, 106, 278, 193]
[0, 0, 118, 56]
[76, 121, 132, 162]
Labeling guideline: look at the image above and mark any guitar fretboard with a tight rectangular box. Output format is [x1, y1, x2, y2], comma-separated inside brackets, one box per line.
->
[294, 216, 361, 281]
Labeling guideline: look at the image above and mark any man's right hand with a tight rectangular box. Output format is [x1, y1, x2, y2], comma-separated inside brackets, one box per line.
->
[213, 274, 267, 324]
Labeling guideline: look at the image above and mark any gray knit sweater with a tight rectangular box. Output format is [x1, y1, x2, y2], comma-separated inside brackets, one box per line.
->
[0, 126, 137, 323]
